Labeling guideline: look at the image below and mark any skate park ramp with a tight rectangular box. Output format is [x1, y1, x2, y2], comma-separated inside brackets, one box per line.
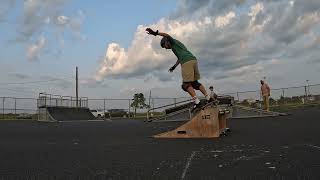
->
[231, 105, 286, 119]
[154, 104, 221, 138]
[39, 107, 96, 122]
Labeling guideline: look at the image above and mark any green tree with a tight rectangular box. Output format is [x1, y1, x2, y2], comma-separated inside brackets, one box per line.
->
[130, 93, 150, 117]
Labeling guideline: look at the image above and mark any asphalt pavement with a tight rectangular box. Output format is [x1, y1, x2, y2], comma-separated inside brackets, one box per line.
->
[0, 106, 319, 180]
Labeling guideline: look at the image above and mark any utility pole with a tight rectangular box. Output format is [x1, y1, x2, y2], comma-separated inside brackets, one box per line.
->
[306, 80, 310, 96]
[76, 66, 79, 107]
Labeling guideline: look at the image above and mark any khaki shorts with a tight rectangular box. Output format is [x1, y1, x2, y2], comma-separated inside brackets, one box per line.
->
[181, 60, 200, 82]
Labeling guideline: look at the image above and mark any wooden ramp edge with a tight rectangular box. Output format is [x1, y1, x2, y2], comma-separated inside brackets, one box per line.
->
[153, 105, 221, 139]
[218, 108, 231, 135]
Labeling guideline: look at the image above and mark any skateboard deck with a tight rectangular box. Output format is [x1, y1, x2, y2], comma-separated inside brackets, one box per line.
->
[191, 101, 217, 117]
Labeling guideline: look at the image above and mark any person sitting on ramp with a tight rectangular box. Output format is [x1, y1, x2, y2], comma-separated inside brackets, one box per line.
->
[146, 28, 213, 111]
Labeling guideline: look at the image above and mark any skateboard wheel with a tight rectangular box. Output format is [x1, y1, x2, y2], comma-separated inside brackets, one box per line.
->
[220, 131, 227, 136]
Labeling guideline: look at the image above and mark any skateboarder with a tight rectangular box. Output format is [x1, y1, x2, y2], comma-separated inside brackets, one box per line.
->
[146, 28, 213, 111]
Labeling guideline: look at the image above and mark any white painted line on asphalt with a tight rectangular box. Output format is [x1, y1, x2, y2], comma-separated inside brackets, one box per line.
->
[306, 144, 320, 150]
[87, 120, 107, 122]
[210, 150, 223, 153]
[58, 120, 107, 123]
[181, 151, 196, 180]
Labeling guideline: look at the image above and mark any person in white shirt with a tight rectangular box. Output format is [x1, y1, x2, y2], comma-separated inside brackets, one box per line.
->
[209, 86, 218, 100]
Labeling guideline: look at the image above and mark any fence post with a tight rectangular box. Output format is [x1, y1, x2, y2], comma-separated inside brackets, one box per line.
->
[174, 98, 177, 107]
[128, 99, 131, 119]
[14, 98, 17, 118]
[49, 94, 52, 107]
[280, 89, 286, 105]
[2, 97, 5, 119]
[148, 91, 151, 119]
[304, 86, 308, 103]
[236, 92, 240, 102]
[104, 99, 106, 120]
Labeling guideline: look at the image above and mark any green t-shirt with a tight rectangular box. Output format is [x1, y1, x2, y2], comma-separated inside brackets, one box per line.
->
[168, 37, 197, 64]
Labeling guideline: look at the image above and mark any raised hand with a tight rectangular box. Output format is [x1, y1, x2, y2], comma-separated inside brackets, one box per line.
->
[146, 28, 158, 36]
[168, 66, 176, 72]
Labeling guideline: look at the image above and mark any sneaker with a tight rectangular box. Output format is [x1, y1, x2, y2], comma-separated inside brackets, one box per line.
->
[191, 102, 201, 113]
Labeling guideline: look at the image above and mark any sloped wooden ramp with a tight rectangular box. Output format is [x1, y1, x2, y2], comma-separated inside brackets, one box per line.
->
[154, 104, 221, 138]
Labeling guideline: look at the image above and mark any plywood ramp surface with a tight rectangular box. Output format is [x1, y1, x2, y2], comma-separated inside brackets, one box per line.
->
[154, 106, 220, 138]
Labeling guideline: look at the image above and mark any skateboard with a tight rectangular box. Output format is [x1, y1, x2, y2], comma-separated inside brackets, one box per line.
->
[220, 128, 231, 136]
[190, 99, 219, 114]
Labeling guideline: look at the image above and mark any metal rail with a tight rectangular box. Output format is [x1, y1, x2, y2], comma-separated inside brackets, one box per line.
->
[38, 93, 88, 108]
[147, 108, 191, 122]
[146, 99, 192, 121]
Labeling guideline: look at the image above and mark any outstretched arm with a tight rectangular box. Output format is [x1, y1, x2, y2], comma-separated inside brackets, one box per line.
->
[158, 32, 171, 38]
[146, 28, 171, 38]
[169, 60, 180, 72]
[172, 59, 179, 68]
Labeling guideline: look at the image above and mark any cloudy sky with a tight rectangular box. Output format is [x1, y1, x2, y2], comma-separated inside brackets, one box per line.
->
[0, 0, 319, 99]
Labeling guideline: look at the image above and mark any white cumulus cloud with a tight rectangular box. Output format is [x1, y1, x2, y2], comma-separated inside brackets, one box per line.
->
[215, 11, 236, 28]
[94, 0, 320, 94]
[27, 36, 46, 61]
[4, 0, 86, 61]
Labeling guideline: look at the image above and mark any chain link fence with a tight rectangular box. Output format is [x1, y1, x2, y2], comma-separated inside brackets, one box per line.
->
[0, 97, 38, 120]
[86, 97, 191, 119]
[1, 84, 319, 120]
[224, 84, 320, 110]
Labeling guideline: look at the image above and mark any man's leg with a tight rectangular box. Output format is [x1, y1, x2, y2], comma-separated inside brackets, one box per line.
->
[263, 96, 267, 110]
[181, 61, 201, 105]
[193, 61, 213, 102]
[266, 96, 270, 111]
[192, 81, 213, 102]
[182, 82, 200, 105]
[198, 85, 207, 96]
